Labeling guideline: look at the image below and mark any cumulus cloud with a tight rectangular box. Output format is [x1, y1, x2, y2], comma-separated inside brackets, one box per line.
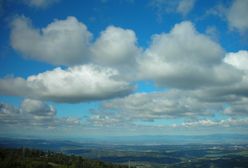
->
[0, 65, 133, 103]
[6, 14, 248, 134]
[139, 21, 241, 89]
[23, 0, 59, 8]
[10, 16, 141, 70]
[88, 82, 248, 128]
[88, 88, 248, 129]
[21, 99, 56, 116]
[91, 26, 140, 66]
[88, 90, 224, 127]
[0, 99, 80, 128]
[195, 51, 248, 101]
[11, 16, 92, 65]
[8, 17, 248, 111]
[91, 26, 141, 80]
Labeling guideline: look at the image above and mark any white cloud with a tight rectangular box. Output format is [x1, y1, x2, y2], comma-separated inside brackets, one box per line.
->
[181, 119, 219, 127]
[224, 50, 248, 71]
[23, 0, 59, 8]
[88, 88, 248, 130]
[180, 118, 248, 128]
[91, 26, 141, 80]
[139, 21, 241, 89]
[88, 82, 248, 127]
[197, 51, 248, 100]
[10, 16, 141, 70]
[1, 98, 247, 134]
[89, 90, 224, 127]
[226, 0, 248, 33]
[21, 99, 55, 116]
[92, 26, 140, 66]
[0, 65, 133, 103]
[89, 114, 122, 127]
[11, 16, 92, 65]
[6, 15, 248, 132]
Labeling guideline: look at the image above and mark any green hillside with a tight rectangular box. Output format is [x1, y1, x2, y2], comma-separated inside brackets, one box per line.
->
[0, 148, 129, 168]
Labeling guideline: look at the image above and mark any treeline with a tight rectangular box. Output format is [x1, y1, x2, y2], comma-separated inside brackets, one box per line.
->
[0, 147, 129, 168]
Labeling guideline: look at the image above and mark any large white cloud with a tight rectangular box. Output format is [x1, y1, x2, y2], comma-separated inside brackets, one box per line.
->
[0, 65, 133, 103]
[8, 18, 248, 104]
[11, 16, 92, 65]
[139, 21, 241, 89]
[91, 26, 141, 80]
[10, 16, 141, 70]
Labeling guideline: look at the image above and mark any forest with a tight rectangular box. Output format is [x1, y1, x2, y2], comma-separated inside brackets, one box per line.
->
[0, 147, 129, 168]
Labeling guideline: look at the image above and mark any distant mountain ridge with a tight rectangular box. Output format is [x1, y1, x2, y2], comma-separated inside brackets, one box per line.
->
[0, 134, 248, 148]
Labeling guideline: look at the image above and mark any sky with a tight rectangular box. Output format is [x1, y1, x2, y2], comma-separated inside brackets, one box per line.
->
[0, 0, 248, 139]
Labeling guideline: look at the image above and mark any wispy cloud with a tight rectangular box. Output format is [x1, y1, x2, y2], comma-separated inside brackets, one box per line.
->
[207, 0, 248, 34]
[150, 0, 196, 21]
[23, 0, 59, 8]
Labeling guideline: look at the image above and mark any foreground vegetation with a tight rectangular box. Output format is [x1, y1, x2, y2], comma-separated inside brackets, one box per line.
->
[0, 148, 128, 168]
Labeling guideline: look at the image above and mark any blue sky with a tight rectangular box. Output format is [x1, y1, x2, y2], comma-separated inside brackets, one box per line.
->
[0, 0, 248, 138]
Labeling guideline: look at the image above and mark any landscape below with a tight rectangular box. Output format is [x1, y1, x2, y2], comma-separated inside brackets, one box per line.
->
[1, 135, 248, 168]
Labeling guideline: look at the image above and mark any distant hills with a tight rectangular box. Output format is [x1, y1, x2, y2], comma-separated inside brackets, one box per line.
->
[1, 134, 248, 147]
[97, 134, 248, 145]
